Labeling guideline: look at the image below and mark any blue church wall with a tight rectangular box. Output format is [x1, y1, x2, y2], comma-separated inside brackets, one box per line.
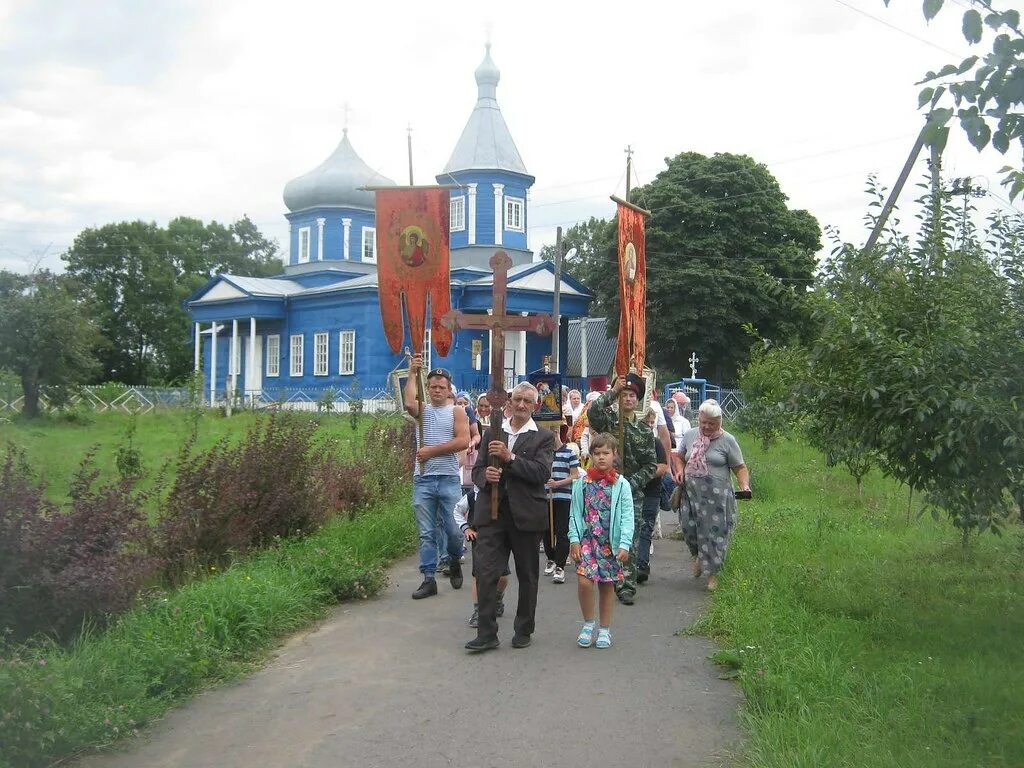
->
[190, 297, 285, 323]
[460, 288, 589, 316]
[286, 208, 375, 265]
[441, 170, 533, 252]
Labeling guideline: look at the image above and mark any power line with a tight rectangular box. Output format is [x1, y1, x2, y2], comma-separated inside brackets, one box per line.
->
[831, 0, 964, 57]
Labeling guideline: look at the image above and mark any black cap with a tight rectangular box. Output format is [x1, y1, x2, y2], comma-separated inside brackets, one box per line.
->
[426, 367, 453, 382]
[622, 372, 646, 400]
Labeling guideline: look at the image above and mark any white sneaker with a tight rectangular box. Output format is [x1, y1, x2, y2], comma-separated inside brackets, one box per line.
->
[552, 567, 565, 584]
[544, 560, 556, 576]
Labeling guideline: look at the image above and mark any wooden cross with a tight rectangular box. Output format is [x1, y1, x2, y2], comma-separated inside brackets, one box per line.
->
[689, 352, 699, 379]
[441, 250, 553, 519]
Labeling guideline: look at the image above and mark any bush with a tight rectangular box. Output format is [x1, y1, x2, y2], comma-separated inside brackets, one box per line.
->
[155, 413, 330, 580]
[0, 446, 157, 642]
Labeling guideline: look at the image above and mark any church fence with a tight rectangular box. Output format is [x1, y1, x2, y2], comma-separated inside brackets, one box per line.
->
[0, 382, 748, 419]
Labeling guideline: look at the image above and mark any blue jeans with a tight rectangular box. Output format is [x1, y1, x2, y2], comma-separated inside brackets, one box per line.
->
[635, 493, 661, 571]
[413, 474, 464, 578]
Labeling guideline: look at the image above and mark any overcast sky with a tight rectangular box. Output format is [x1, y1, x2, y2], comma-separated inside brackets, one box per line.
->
[1, 0, 1022, 274]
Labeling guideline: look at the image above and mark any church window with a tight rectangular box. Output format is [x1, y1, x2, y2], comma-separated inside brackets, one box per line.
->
[362, 227, 377, 263]
[290, 334, 304, 377]
[266, 335, 280, 377]
[298, 227, 311, 263]
[450, 196, 465, 231]
[339, 330, 356, 375]
[314, 332, 329, 376]
[505, 197, 524, 232]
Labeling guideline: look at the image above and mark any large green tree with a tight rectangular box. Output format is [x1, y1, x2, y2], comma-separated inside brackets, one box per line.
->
[0, 271, 101, 418]
[555, 153, 820, 382]
[63, 216, 281, 384]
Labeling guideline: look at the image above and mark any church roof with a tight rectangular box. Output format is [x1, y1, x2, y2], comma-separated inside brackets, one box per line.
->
[443, 45, 529, 177]
[283, 130, 395, 212]
[565, 317, 616, 378]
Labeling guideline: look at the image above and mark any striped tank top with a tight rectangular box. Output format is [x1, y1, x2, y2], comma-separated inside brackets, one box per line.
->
[414, 404, 460, 477]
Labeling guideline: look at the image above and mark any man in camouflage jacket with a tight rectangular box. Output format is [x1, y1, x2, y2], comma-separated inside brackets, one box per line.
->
[587, 373, 658, 604]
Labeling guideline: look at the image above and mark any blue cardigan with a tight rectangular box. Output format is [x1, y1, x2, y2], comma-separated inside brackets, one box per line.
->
[568, 475, 635, 553]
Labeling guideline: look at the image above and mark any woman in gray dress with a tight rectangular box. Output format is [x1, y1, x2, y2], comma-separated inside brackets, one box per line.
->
[670, 399, 750, 591]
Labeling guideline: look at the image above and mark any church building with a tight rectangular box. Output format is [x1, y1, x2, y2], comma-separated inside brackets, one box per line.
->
[186, 45, 593, 404]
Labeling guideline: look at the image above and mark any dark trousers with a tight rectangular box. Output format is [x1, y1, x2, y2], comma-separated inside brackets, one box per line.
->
[475, 502, 543, 642]
[636, 493, 661, 571]
[541, 498, 571, 568]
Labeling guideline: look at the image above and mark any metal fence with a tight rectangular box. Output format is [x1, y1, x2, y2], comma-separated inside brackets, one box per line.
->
[0, 382, 747, 418]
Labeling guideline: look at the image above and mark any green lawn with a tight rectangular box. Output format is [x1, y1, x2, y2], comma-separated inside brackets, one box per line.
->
[0, 409, 378, 504]
[697, 432, 1024, 767]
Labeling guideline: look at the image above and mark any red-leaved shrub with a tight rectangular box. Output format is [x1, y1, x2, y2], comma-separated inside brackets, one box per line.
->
[155, 413, 330, 580]
[0, 446, 157, 642]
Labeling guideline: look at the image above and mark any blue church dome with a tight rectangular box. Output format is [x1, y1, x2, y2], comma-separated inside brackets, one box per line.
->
[283, 130, 395, 212]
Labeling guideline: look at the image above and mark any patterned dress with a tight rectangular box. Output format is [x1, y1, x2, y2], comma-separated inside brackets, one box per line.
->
[576, 478, 624, 584]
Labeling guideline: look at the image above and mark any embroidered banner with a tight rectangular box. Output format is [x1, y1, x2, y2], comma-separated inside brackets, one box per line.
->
[612, 195, 649, 377]
[374, 187, 453, 356]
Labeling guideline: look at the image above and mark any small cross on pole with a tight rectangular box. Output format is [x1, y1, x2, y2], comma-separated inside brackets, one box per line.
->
[689, 352, 699, 379]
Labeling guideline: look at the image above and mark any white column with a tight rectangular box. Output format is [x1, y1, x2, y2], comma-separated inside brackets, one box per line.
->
[231, 319, 239, 396]
[210, 323, 218, 405]
[467, 183, 477, 245]
[580, 319, 589, 377]
[289, 222, 294, 264]
[316, 217, 326, 261]
[248, 316, 256, 399]
[515, 313, 527, 377]
[342, 218, 352, 259]
[493, 183, 504, 246]
[194, 322, 201, 371]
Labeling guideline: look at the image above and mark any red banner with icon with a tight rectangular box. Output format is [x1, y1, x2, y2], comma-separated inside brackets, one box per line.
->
[375, 187, 453, 357]
[612, 196, 648, 377]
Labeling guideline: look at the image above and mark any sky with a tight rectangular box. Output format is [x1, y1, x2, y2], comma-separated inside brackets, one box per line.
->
[1, 0, 1022, 274]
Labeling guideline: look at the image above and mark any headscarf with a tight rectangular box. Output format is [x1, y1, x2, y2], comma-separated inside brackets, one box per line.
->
[685, 420, 724, 478]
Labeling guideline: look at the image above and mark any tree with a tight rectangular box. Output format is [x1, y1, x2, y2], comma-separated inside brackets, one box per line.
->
[0, 271, 101, 418]
[893, 0, 1024, 198]
[538, 216, 618, 315]
[63, 216, 282, 384]
[579, 152, 820, 382]
[809, 186, 1024, 539]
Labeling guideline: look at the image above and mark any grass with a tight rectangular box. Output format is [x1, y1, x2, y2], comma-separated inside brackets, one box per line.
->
[693, 432, 1024, 767]
[0, 409, 377, 505]
[0, 486, 417, 768]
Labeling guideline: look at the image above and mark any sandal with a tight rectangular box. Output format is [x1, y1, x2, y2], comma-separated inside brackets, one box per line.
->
[595, 627, 612, 649]
[577, 621, 596, 647]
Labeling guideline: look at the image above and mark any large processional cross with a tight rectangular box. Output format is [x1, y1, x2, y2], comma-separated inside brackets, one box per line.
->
[442, 250, 553, 519]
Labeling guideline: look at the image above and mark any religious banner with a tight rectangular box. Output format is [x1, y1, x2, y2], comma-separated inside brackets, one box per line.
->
[610, 195, 650, 378]
[374, 187, 453, 356]
[527, 371, 562, 428]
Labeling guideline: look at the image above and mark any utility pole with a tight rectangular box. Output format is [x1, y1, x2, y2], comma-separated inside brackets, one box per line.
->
[551, 226, 562, 373]
[863, 120, 929, 253]
[407, 123, 414, 185]
[624, 144, 633, 201]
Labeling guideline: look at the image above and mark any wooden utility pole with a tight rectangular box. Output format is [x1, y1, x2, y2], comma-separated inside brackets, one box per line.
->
[624, 145, 634, 201]
[406, 124, 414, 185]
[551, 226, 563, 373]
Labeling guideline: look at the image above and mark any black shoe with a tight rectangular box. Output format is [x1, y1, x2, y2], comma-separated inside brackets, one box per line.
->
[496, 594, 505, 617]
[465, 636, 500, 653]
[468, 605, 479, 628]
[449, 561, 463, 590]
[411, 579, 438, 600]
[511, 633, 532, 649]
[637, 566, 650, 584]
[617, 591, 635, 605]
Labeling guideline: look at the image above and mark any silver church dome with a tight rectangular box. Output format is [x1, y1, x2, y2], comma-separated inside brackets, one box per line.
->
[283, 130, 395, 212]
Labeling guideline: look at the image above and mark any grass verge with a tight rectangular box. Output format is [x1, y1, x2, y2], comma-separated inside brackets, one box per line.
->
[691, 434, 1024, 767]
[0, 486, 415, 768]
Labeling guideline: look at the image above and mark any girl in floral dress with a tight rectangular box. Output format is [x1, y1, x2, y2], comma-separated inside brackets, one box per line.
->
[568, 433, 634, 649]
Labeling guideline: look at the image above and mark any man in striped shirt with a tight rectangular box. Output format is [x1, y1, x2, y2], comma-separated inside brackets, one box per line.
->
[404, 355, 470, 600]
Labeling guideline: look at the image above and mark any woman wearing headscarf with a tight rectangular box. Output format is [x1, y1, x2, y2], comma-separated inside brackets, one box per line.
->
[665, 392, 691, 447]
[562, 389, 584, 424]
[670, 399, 750, 591]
